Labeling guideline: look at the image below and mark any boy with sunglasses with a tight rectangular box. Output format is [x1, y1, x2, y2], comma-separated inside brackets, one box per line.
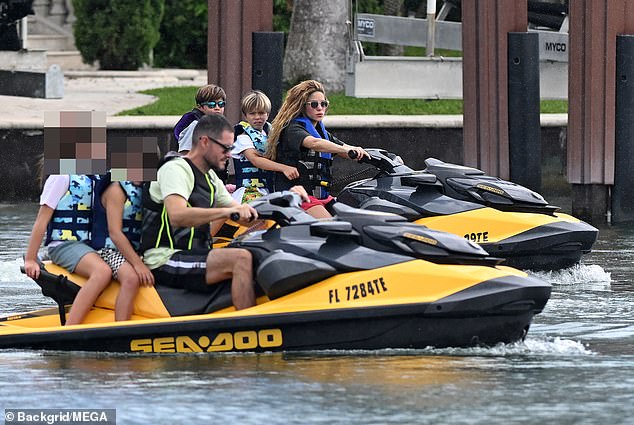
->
[174, 84, 227, 154]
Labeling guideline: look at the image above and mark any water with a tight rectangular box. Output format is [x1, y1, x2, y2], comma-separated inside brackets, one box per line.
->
[0, 203, 632, 425]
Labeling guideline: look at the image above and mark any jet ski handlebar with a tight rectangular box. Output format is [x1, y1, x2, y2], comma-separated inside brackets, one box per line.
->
[230, 192, 317, 226]
[348, 148, 414, 174]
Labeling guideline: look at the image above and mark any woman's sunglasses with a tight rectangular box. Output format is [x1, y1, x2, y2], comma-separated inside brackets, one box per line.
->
[306, 101, 329, 109]
[202, 100, 226, 108]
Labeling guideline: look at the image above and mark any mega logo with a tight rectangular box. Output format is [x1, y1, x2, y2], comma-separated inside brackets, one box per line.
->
[130, 329, 283, 353]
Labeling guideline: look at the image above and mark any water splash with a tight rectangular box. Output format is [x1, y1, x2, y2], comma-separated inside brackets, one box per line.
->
[529, 263, 611, 288]
[0, 258, 31, 284]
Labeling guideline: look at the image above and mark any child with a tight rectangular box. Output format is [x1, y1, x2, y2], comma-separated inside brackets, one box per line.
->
[24, 174, 113, 326]
[231, 90, 299, 203]
[175, 84, 227, 154]
[92, 177, 154, 321]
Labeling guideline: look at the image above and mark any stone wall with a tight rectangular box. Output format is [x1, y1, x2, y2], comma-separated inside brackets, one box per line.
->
[0, 124, 568, 205]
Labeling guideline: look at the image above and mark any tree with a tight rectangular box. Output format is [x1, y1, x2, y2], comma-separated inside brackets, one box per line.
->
[154, 0, 207, 69]
[73, 0, 164, 70]
[283, 0, 348, 91]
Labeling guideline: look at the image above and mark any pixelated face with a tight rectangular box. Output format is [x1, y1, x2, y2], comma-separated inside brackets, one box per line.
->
[109, 136, 158, 182]
[43, 111, 107, 175]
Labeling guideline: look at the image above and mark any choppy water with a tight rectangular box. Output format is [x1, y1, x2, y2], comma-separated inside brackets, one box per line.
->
[0, 203, 632, 425]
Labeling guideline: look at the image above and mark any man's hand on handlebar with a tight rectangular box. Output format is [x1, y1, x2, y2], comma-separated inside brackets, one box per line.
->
[229, 203, 258, 224]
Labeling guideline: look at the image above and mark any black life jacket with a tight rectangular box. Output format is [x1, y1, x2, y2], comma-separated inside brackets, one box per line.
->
[289, 117, 334, 199]
[140, 157, 216, 252]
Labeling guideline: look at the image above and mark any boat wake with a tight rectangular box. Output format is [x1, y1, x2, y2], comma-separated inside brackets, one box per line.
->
[529, 263, 611, 289]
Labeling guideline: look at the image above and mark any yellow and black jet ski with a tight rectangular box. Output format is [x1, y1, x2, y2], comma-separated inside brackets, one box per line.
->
[337, 149, 598, 271]
[0, 193, 551, 353]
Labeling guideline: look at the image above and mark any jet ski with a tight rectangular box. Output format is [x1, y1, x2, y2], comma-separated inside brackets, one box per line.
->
[0, 192, 551, 353]
[337, 149, 599, 271]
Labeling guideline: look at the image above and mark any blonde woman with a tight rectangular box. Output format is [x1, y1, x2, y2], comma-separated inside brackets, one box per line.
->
[265, 80, 368, 218]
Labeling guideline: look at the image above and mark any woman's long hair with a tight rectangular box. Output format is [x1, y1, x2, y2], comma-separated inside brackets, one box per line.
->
[264, 80, 326, 160]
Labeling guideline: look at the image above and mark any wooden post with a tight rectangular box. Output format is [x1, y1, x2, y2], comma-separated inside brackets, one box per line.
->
[461, 0, 527, 179]
[568, 0, 634, 223]
[207, 0, 273, 124]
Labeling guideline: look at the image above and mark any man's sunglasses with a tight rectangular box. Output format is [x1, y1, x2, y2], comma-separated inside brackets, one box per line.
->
[203, 135, 234, 153]
[306, 100, 329, 109]
[201, 100, 226, 108]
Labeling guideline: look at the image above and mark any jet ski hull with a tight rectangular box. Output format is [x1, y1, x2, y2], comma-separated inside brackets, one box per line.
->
[416, 210, 598, 271]
[0, 263, 550, 353]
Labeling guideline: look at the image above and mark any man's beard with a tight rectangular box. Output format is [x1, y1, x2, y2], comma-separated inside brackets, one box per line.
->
[210, 159, 229, 175]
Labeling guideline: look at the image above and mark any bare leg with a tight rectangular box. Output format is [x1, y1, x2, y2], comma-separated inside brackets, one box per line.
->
[65, 253, 112, 325]
[205, 248, 255, 310]
[306, 205, 332, 218]
[114, 262, 140, 321]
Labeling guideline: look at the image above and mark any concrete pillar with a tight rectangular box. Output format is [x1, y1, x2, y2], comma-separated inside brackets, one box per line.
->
[207, 0, 273, 124]
[567, 0, 634, 222]
[461, 0, 527, 179]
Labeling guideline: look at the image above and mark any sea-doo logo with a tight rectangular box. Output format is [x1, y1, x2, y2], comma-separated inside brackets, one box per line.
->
[403, 232, 438, 245]
[130, 329, 283, 353]
[476, 184, 505, 196]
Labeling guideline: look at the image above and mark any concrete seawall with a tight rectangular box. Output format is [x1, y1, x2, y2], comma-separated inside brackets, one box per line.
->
[0, 114, 569, 206]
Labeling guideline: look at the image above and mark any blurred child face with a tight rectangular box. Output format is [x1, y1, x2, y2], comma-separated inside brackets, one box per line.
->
[200, 98, 226, 115]
[245, 110, 269, 131]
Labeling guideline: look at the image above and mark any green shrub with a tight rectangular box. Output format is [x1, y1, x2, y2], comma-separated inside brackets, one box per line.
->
[153, 0, 207, 69]
[73, 0, 164, 70]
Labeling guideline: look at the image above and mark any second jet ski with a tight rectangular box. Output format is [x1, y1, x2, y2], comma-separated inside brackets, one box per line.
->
[337, 149, 598, 271]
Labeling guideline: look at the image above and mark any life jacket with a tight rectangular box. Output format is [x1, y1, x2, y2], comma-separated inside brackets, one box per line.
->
[90, 173, 143, 251]
[292, 117, 334, 199]
[140, 156, 216, 253]
[233, 121, 274, 194]
[45, 175, 99, 245]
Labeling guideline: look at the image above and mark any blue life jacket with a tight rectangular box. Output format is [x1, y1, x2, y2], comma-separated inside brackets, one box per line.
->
[90, 172, 143, 251]
[233, 121, 274, 193]
[45, 175, 99, 245]
[293, 117, 333, 199]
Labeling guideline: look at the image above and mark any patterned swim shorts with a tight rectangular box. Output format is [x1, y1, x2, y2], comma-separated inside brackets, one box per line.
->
[97, 248, 127, 280]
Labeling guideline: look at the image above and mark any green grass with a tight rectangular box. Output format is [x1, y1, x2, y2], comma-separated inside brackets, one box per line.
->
[118, 86, 568, 116]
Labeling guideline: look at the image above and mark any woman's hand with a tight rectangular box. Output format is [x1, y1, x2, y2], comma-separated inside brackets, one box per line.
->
[343, 145, 370, 161]
[282, 165, 300, 180]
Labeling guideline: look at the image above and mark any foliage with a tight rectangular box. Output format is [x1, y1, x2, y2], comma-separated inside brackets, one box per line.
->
[273, 0, 293, 34]
[153, 0, 207, 69]
[73, 0, 164, 70]
[117, 85, 569, 117]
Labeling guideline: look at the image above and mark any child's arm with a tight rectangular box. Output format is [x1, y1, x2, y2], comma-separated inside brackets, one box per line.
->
[242, 148, 300, 180]
[102, 184, 155, 287]
[24, 205, 55, 279]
